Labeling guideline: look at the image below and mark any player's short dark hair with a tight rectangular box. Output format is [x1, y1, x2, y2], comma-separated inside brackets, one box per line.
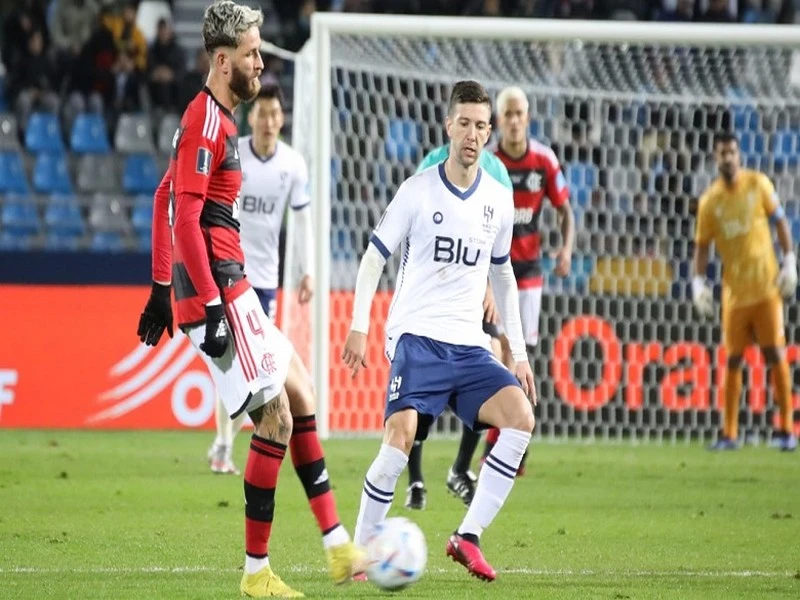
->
[448, 80, 491, 116]
[713, 132, 738, 149]
[255, 83, 285, 109]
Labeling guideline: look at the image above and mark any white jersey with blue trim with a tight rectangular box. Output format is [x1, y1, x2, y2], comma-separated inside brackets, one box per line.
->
[238, 137, 310, 289]
[371, 162, 515, 359]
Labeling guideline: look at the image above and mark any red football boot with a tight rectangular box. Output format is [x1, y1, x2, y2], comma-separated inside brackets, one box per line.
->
[446, 533, 496, 581]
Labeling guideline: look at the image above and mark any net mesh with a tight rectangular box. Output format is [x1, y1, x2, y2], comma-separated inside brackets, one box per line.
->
[286, 32, 800, 441]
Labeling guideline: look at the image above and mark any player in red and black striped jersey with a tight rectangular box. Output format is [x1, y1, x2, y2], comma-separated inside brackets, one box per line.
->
[485, 86, 575, 474]
[134, 2, 362, 596]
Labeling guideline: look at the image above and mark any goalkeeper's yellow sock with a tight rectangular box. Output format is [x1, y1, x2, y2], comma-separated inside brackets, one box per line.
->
[723, 367, 742, 440]
[771, 359, 793, 433]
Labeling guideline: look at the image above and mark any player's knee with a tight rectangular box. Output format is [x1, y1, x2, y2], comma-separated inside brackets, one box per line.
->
[512, 400, 536, 433]
[250, 392, 293, 444]
[384, 411, 416, 454]
[727, 355, 744, 370]
[761, 346, 783, 365]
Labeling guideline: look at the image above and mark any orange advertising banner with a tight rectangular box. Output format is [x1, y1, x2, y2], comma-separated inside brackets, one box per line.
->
[0, 285, 392, 431]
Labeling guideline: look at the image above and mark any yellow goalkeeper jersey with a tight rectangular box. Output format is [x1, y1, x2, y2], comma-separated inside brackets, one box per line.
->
[695, 169, 783, 309]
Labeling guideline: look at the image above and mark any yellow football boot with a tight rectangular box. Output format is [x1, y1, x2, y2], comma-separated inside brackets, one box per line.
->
[240, 566, 304, 598]
[326, 541, 367, 584]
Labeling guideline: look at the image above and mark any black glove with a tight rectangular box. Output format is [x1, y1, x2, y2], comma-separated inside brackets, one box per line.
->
[137, 282, 173, 346]
[200, 303, 230, 358]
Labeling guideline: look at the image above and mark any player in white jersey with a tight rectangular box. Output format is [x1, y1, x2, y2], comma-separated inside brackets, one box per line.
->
[343, 81, 536, 582]
[206, 83, 314, 475]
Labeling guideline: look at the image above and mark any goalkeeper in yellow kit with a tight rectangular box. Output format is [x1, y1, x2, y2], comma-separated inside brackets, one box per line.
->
[693, 133, 797, 451]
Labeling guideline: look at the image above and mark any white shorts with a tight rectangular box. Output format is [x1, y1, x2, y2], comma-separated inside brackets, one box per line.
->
[186, 287, 294, 419]
[518, 286, 543, 347]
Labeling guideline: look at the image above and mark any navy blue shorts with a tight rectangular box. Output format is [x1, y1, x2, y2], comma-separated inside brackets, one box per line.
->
[384, 334, 520, 440]
[253, 288, 277, 323]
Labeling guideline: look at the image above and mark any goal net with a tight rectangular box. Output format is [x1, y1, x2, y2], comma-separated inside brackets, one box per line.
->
[285, 15, 800, 442]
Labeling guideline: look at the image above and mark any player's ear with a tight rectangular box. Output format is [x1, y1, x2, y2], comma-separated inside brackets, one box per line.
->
[214, 48, 230, 74]
[445, 115, 453, 138]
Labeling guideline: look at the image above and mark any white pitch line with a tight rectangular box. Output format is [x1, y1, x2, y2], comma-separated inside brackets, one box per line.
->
[0, 566, 794, 578]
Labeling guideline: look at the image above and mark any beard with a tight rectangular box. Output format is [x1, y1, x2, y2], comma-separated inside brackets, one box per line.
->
[230, 64, 260, 103]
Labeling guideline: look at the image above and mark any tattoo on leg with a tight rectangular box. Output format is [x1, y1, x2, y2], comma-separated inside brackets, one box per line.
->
[249, 394, 291, 444]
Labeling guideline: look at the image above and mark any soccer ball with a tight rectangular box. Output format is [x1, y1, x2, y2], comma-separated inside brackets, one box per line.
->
[365, 517, 427, 590]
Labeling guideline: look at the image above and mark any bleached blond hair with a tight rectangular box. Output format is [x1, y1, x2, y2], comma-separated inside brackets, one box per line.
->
[496, 86, 529, 116]
[202, 1, 263, 53]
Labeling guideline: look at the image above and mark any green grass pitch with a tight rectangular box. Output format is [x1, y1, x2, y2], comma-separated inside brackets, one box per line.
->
[1, 430, 798, 598]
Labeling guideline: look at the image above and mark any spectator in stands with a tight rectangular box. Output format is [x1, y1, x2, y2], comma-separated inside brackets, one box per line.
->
[147, 18, 184, 111]
[697, 0, 736, 20]
[1, 0, 49, 78]
[179, 47, 210, 111]
[112, 49, 145, 114]
[655, 0, 696, 21]
[52, 0, 100, 79]
[538, 0, 608, 18]
[12, 28, 59, 127]
[106, 0, 148, 72]
[742, 0, 785, 22]
[462, 0, 504, 16]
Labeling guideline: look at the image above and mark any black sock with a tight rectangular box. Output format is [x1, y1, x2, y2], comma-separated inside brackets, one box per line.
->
[408, 440, 424, 485]
[452, 428, 481, 475]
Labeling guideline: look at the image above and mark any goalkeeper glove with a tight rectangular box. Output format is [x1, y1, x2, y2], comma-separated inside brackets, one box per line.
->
[137, 282, 173, 346]
[200, 303, 230, 358]
[777, 252, 797, 298]
[691, 275, 714, 318]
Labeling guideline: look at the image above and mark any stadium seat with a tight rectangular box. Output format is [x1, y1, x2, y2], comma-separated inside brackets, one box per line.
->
[45, 230, 81, 250]
[157, 113, 180, 155]
[88, 194, 130, 233]
[44, 194, 85, 236]
[135, 231, 152, 253]
[33, 153, 73, 194]
[1, 193, 40, 235]
[731, 105, 760, 133]
[122, 154, 159, 195]
[385, 118, 420, 163]
[772, 129, 799, 170]
[70, 113, 111, 154]
[131, 195, 153, 235]
[90, 231, 125, 252]
[0, 151, 30, 193]
[77, 155, 118, 193]
[0, 229, 34, 250]
[25, 112, 64, 154]
[565, 162, 597, 191]
[115, 113, 155, 154]
[0, 113, 20, 151]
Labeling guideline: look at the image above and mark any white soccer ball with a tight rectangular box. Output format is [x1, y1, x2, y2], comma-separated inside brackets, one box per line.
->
[365, 517, 427, 590]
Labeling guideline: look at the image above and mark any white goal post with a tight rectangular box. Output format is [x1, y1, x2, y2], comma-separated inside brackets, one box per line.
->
[286, 14, 800, 441]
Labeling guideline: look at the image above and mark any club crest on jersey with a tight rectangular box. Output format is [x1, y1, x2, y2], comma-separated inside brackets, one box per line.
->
[196, 147, 212, 175]
[388, 376, 402, 402]
[483, 205, 495, 234]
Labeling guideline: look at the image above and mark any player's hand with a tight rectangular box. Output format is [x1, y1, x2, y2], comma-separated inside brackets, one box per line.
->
[552, 247, 572, 277]
[200, 303, 230, 358]
[777, 252, 797, 299]
[137, 282, 173, 346]
[298, 274, 314, 304]
[691, 276, 714, 318]
[483, 282, 499, 325]
[514, 360, 537, 406]
[342, 330, 368, 378]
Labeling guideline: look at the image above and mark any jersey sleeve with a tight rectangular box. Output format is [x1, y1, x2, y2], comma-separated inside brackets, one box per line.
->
[545, 150, 570, 208]
[416, 146, 448, 174]
[491, 189, 514, 263]
[370, 181, 414, 259]
[171, 109, 225, 305]
[151, 171, 172, 283]
[694, 194, 715, 246]
[759, 174, 784, 223]
[290, 155, 310, 210]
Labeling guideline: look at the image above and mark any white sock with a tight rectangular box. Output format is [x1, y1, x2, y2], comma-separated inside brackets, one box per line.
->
[214, 395, 232, 447]
[322, 523, 350, 549]
[245, 555, 269, 574]
[458, 428, 530, 538]
[231, 410, 247, 442]
[354, 443, 408, 546]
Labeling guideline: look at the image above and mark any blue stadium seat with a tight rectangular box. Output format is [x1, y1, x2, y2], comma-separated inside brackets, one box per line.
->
[0, 230, 33, 250]
[70, 113, 111, 154]
[45, 231, 81, 250]
[33, 153, 73, 194]
[529, 119, 543, 139]
[0, 151, 29, 193]
[136, 231, 152, 253]
[731, 105, 759, 133]
[385, 118, 420, 163]
[122, 154, 159, 195]
[90, 231, 124, 252]
[772, 129, 799, 170]
[25, 112, 64, 154]
[131, 195, 153, 235]
[44, 194, 85, 236]
[1, 193, 40, 235]
[565, 162, 597, 191]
